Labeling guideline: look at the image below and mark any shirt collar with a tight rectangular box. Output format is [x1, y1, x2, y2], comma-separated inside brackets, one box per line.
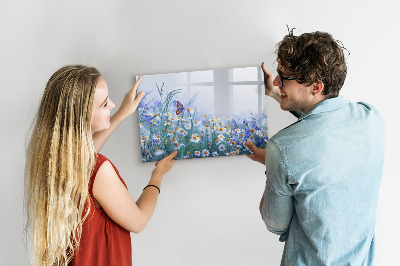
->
[298, 95, 350, 121]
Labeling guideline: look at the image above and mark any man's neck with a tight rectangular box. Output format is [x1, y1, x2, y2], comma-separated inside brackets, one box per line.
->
[301, 95, 327, 113]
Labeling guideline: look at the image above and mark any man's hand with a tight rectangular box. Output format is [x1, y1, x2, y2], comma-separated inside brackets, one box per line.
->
[262, 62, 281, 103]
[245, 141, 266, 165]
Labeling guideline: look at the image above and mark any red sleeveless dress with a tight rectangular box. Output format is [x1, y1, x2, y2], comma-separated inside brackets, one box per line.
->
[69, 153, 132, 266]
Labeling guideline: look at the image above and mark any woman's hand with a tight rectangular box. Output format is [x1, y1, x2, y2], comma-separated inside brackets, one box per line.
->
[92, 76, 145, 152]
[152, 151, 178, 179]
[262, 62, 281, 103]
[115, 76, 145, 120]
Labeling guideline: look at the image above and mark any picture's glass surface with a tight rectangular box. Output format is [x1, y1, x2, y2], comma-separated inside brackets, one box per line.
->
[137, 66, 268, 162]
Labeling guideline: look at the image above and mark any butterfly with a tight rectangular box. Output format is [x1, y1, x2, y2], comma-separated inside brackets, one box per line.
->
[174, 100, 185, 116]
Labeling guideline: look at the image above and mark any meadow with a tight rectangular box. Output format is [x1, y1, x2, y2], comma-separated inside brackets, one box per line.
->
[138, 82, 268, 162]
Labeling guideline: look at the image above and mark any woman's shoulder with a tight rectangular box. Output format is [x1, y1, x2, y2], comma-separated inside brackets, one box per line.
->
[95, 153, 108, 163]
[94, 153, 127, 188]
[90, 153, 115, 193]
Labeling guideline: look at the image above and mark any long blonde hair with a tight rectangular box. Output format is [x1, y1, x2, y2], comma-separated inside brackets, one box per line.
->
[25, 65, 101, 265]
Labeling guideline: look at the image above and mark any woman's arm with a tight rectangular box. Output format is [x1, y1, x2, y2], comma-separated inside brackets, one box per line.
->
[93, 151, 178, 233]
[92, 76, 144, 152]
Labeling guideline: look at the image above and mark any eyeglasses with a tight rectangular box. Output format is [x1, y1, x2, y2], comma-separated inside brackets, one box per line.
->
[277, 70, 297, 86]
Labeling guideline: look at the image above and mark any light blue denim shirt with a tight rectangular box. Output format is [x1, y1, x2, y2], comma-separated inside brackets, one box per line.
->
[261, 96, 385, 266]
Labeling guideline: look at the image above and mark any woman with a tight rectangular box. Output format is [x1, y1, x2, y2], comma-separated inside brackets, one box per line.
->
[25, 65, 177, 265]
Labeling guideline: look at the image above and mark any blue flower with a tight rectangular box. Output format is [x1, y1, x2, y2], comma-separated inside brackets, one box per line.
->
[256, 139, 264, 147]
[143, 114, 152, 123]
[138, 101, 146, 109]
[154, 100, 162, 108]
[244, 128, 250, 139]
[251, 120, 261, 131]
[232, 119, 239, 129]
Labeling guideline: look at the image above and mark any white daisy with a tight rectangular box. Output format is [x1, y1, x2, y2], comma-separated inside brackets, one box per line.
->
[174, 143, 185, 150]
[216, 126, 226, 133]
[201, 149, 210, 157]
[193, 120, 202, 127]
[190, 133, 201, 143]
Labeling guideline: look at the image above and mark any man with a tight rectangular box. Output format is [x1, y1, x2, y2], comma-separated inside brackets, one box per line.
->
[246, 31, 385, 265]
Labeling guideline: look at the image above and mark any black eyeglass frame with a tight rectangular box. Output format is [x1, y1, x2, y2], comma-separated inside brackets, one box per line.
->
[277, 70, 297, 86]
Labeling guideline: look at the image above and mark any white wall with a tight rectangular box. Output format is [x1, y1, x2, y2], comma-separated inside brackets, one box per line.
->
[1, 0, 399, 265]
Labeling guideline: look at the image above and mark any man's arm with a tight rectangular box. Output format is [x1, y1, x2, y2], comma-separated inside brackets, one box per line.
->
[262, 62, 281, 102]
[260, 140, 294, 240]
[259, 195, 264, 211]
[245, 138, 294, 238]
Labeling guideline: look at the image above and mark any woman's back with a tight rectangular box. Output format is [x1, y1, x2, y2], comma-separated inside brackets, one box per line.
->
[69, 153, 131, 266]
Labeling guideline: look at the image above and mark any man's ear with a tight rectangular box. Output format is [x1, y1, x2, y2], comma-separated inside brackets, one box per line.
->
[312, 82, 324, 96]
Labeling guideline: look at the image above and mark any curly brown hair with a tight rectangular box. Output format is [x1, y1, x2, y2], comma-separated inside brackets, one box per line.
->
[277, 30, 348, 98]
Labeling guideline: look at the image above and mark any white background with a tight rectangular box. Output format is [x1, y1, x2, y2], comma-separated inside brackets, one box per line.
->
[1, 0, 399, 265]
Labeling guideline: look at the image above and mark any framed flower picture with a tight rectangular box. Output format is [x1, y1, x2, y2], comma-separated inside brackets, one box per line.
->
[137, 66, 268, 162]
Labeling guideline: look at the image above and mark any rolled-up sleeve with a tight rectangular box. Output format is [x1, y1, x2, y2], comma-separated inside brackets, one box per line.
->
[260, 139, 294, 241]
